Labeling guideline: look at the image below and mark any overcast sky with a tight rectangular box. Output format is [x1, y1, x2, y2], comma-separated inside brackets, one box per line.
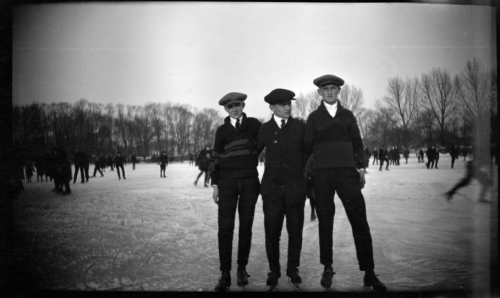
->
[12, 2, 496, 119]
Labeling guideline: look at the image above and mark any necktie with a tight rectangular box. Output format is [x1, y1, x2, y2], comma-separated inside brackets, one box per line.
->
[281, 119, 286, 129]
[236, 118, 240, 130]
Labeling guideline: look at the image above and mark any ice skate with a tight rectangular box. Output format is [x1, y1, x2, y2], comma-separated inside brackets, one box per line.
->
[363, 270, 386, 292]
[320, 265, 335, 289]
[286, 268, 302, 292]
[266, 271, 280, 292]
[236, 266, 249, 291]
[214, 271, 231, 292]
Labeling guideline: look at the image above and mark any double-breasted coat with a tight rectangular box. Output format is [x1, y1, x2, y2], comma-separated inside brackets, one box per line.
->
[257, 116, 307, 206]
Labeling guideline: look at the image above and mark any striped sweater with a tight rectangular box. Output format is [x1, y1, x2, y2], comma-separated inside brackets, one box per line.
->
[210, 113, 262, 185]
[304, 100, 365, 169]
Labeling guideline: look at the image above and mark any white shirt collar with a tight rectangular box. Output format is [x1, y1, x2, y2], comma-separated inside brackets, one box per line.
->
[324, 100, 338, 117]
[230, 116, 242, 128]
[273, 114, 288, 128]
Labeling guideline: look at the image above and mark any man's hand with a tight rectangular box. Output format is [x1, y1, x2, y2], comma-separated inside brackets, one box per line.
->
[212, 185, 219, 204]
[359, 169, 366, 189]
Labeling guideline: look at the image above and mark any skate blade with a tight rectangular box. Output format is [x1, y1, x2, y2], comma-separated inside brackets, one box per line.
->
[288, 280, 302, 292]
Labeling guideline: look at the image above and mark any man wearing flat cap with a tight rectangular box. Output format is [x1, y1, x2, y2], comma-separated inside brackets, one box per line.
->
[256, 88, 307, 290]
[210, 92, 262, 291]
[303, 74, 386, 292]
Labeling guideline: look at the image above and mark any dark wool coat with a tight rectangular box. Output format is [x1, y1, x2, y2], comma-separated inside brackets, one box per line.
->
[257, 116, 307, 206]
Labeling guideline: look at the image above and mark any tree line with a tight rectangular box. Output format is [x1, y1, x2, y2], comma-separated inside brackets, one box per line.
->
[13, 100, 223, 161]
[294, 58, 497, 159]
[13, 58, 497, 162]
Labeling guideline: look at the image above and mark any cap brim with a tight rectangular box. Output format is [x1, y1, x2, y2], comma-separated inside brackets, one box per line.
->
[224, 100, 243, 106]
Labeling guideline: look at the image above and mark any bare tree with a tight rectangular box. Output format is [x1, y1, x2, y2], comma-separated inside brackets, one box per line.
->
[455, 58, 497, 166]
[383, 76, 421, 147]
[339, 84, 365, 117]
[145, 102, 165, 153]
[420, 67, 459, 146]
[115, 104, 129, 153]
[293, 91, 321, 120]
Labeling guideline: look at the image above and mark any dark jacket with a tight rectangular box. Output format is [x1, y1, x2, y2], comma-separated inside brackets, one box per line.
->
[211, 113, 261, 185]
[304, 101, 364, 169]
[450, 146, 459, 158]
[196, 149, 211, 171]
[257, 116, 306, 205]
[378, 148, 386, 160]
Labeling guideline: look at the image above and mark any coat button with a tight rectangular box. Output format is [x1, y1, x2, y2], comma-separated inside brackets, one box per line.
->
[274, 140, 278, 143]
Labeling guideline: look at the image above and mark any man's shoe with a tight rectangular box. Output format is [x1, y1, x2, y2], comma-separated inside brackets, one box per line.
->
[266, 271, 281, 287]
[286, 268, 302, 284]
[364, 270, 387, 292]
[320, 265, 335, 288]
[214, 271, 231, 292]
[237, 266, 249, 287]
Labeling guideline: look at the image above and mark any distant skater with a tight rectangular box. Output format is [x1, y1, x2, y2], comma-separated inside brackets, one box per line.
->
[25, 162, 34, 183]
[194, 146, 212, 187]
[160, 151, 169, 178]
[114, 152, 126, 180]
[445, 160, 492, 203]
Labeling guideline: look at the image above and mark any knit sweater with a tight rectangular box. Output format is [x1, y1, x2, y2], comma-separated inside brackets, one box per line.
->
[211, 113, 261, 185]
[304, 100, 365, 169]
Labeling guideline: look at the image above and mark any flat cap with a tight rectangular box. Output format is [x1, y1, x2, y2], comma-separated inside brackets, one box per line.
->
[219, 92, 247, 106]
[313, 74, 345, 88]
[264, 88, 296, 105]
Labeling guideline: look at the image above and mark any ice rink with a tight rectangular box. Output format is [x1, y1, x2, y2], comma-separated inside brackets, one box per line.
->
[9, 155, 498, 294]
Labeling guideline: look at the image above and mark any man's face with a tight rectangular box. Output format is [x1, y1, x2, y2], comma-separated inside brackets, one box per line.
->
[270, 100, 292, 119]
[224, 101, 245, 119]
[318, 84, 341, 104]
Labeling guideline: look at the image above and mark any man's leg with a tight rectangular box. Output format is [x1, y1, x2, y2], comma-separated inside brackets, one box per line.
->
[336, 168, 385, 291]
[217, 178, 240, 272]
[446, 177, 472, 200]
[73, 165, 79, 183]
[236, 176, 260, 269]
[285, 200, 305, 282]
[335, 168, 374, 271]
[313, 168, 336, 287]
[263, 197, 286, 275]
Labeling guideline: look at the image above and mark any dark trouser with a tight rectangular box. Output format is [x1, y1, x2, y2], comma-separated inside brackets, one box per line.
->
[379, 159, 388, 170]
[313, 167, 374, 271]
[73, 164, 85, 183]
[84, 164, 89, 181]
[116, 164, 125, 179]
[263, 197, 304, 273]
[426, 159, 435, 169]
[160, 165, 166, 176]
[448, 176, 472, 196]
[133, 162, 136, 170]
[217, 176, 260, 271]
[435, 159, 439, 168]
[372, 157, 378, 165]
[451, 157, 456, 168]
[93, 165, 103, 176]
[196, 170, 210, 185]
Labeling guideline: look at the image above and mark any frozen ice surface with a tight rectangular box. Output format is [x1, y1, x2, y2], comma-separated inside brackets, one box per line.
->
[10, 156, 498, 293]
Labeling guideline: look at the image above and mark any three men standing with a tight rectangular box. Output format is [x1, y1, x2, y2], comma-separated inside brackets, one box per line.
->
[209, 75, 385, 292]
[211, 92, 262, 292]
[303, 74, 386, 291]
[257, 88, 306, 289]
